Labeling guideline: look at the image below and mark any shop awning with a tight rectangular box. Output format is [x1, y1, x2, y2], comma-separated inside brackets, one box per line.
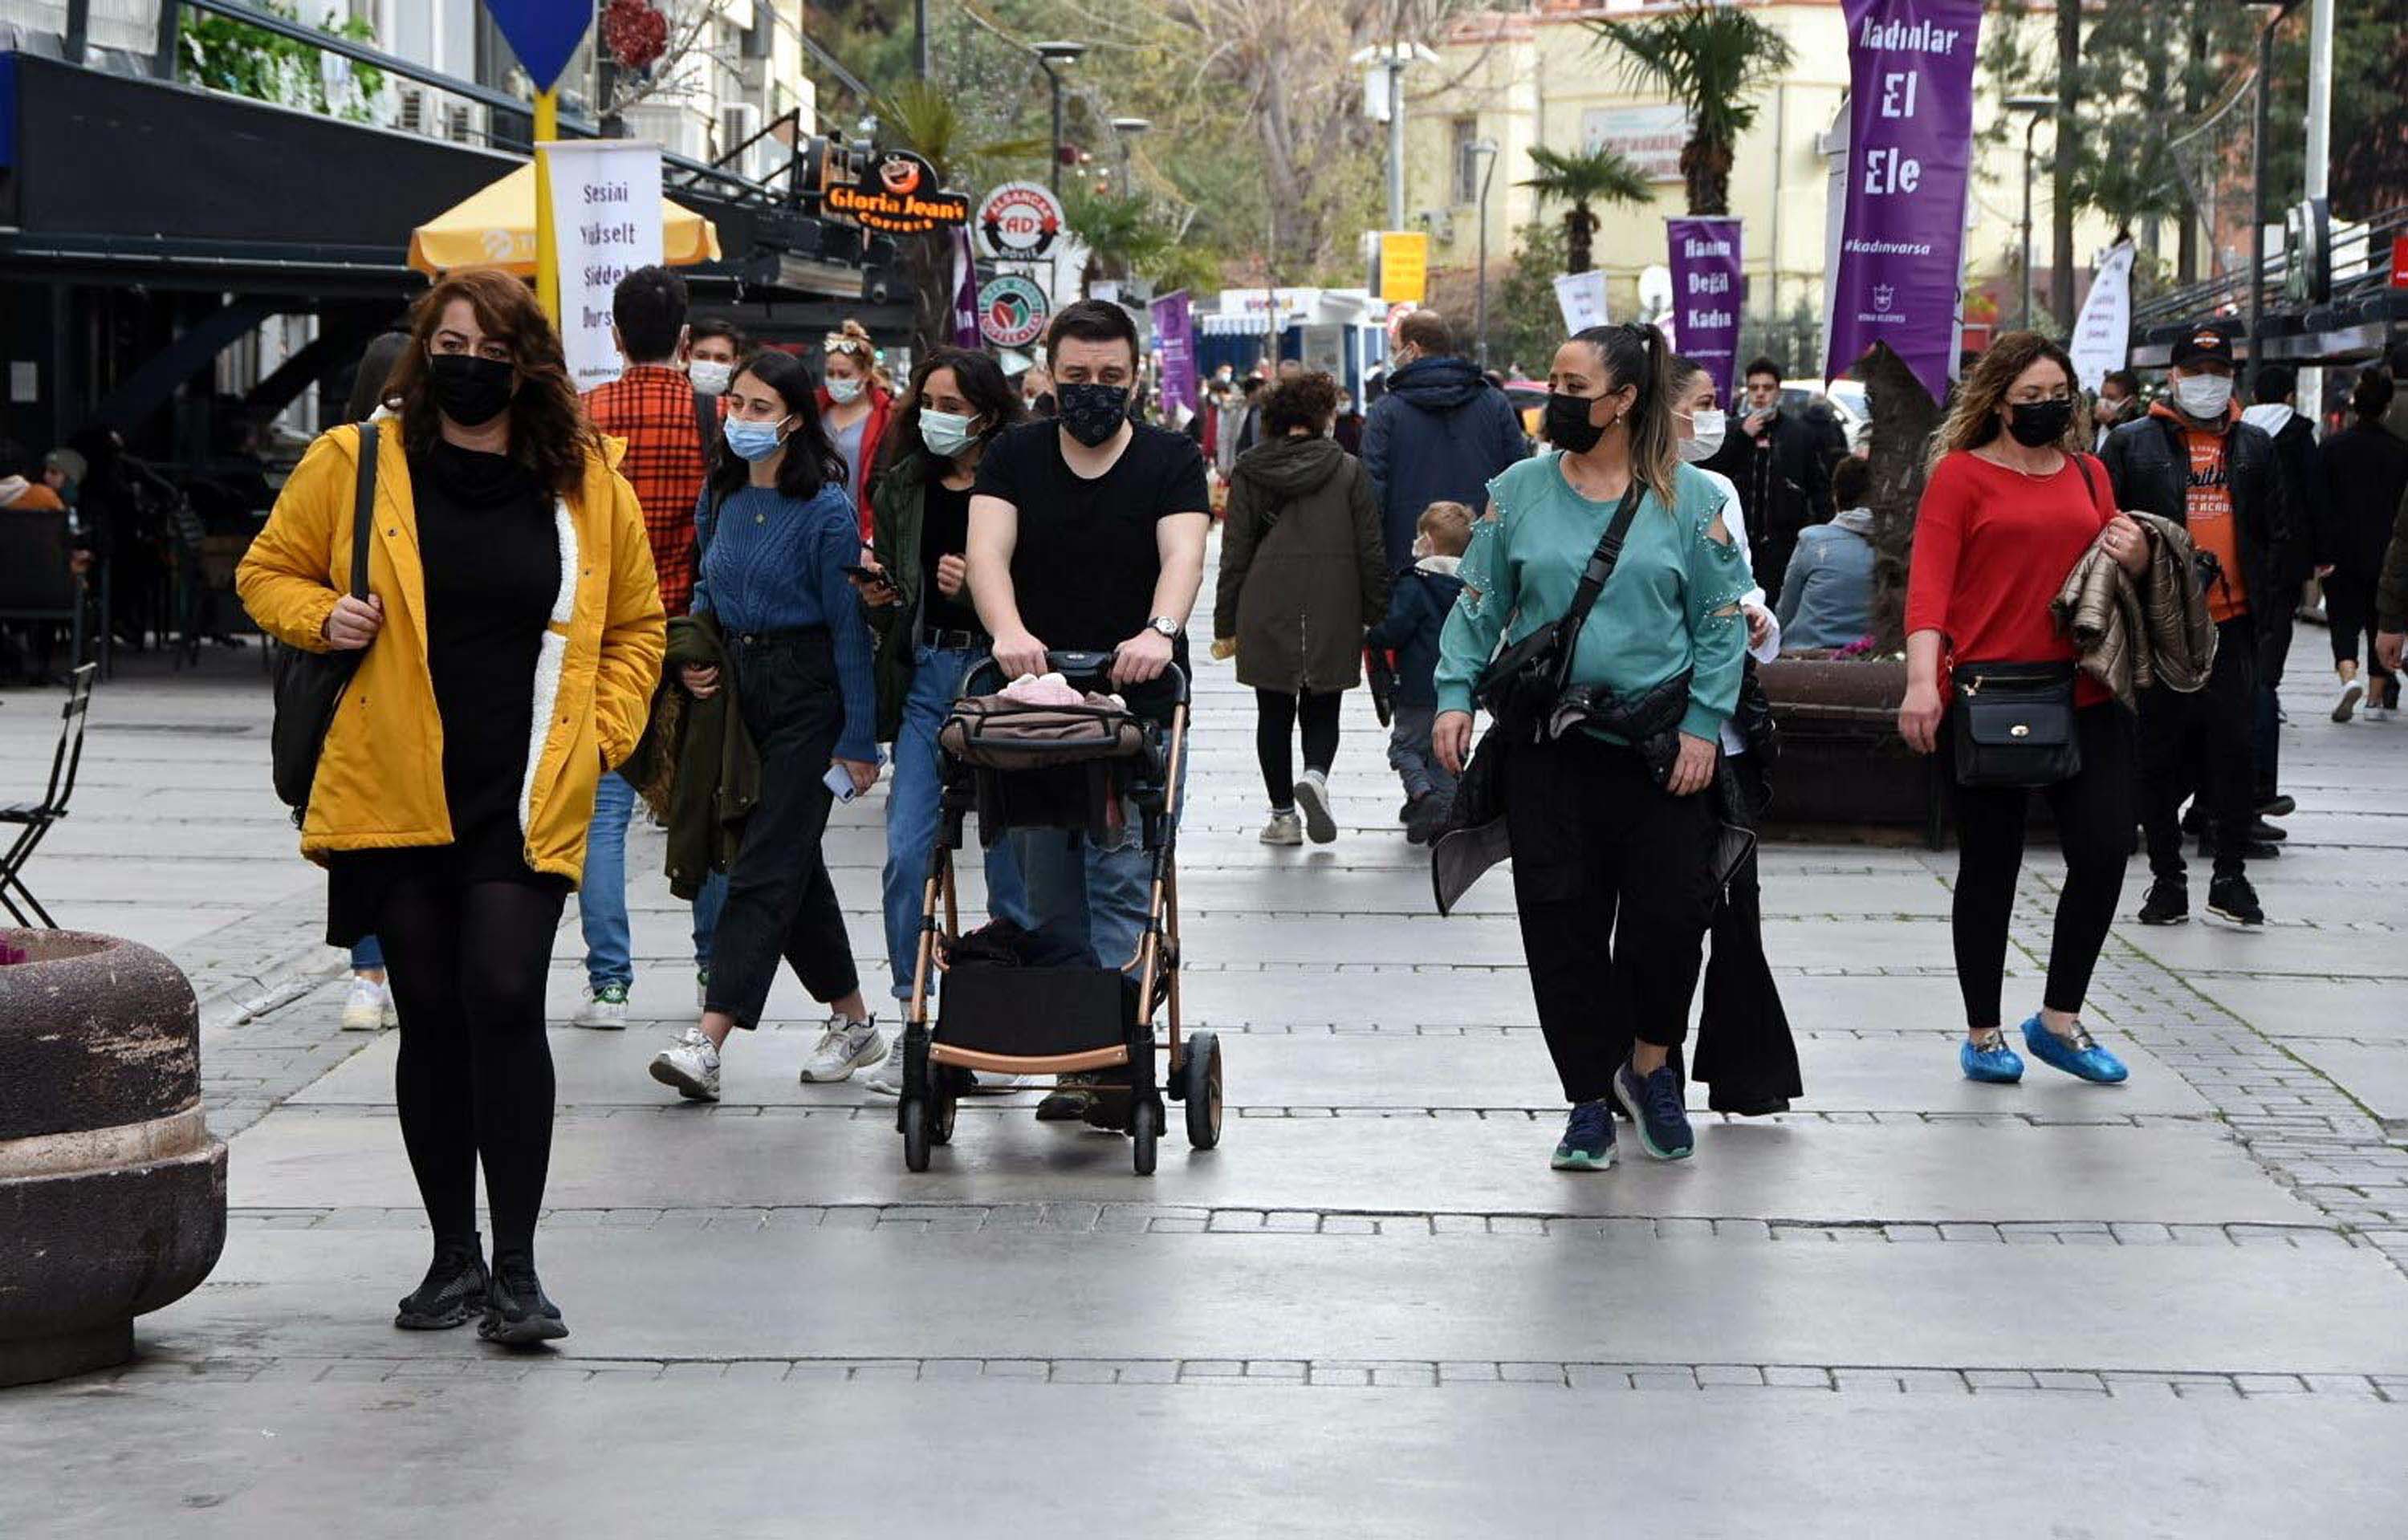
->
[407, 162, 722, 276]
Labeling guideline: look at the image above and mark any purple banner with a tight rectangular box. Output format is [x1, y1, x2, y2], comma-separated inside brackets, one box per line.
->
[1149, 291, 1198, 422]
[1667, 217, 1743, 406]
[1826, 0, 1984, 402]
[950, 228, 982, 349]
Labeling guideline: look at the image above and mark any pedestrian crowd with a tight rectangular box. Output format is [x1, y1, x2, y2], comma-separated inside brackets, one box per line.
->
[231, 261, 2408, 1347]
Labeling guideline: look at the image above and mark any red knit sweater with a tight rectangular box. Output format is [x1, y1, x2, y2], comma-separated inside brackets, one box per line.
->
[1905, 449, 2116, 706]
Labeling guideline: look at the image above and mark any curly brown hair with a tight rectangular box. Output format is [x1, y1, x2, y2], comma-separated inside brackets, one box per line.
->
[1927, 330, 2090, 470]
[388, 269, 601, 498]
[1260, 369, 1341, 437]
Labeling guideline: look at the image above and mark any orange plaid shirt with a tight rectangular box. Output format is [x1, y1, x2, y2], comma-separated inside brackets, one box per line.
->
[585, 365, 710, 616]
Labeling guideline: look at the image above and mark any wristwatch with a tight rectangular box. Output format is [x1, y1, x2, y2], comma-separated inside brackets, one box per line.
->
[1146, 616, 1182, 640]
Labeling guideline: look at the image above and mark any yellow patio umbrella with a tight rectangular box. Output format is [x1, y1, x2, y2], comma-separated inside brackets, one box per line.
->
[407, 161, 722, 277]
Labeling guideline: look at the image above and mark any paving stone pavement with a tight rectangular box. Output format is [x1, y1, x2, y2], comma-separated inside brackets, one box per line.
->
[4, 611, 2405, 1535]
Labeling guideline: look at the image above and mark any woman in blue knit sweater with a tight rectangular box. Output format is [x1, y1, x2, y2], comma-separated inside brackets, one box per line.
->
[648, 350, 884, 1103]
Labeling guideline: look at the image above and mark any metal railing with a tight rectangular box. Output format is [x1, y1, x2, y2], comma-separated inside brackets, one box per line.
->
[2131, 201, 2408, 328]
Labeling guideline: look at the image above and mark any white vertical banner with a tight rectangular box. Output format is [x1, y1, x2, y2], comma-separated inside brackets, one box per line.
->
[1552, 269, 1609, 334]
[2068, 241, 2136, 393]
[542, 140, 665, 392]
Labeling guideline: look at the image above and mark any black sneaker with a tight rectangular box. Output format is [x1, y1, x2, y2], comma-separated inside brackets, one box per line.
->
[2137, 876, 2189, 925]
[1035, 1070, 1102, 1122]
[2207, 872, 2266, 928]
[2200, 834, 2280, 862]
[2257, 794, 2296, 819]
[2250, 819, 2287, 843]
[1403, 792, 1446, 847]
[478, 1254, 568, 1345]
[395, 1235, 488, 1331]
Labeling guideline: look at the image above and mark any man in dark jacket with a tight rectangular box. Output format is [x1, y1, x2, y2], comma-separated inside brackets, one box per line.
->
[1702, 356, 1832, 606]
[2102, 327, 2288, 928]
[1361, 310, 1528, 568]
[2239, 364, 2321, 818]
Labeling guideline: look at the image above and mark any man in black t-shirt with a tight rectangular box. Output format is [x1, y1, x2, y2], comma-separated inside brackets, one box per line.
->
[968, 300, 1211, 1122]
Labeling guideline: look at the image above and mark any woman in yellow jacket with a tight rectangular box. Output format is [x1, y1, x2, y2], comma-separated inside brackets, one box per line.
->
[238, 271, 664, 1346]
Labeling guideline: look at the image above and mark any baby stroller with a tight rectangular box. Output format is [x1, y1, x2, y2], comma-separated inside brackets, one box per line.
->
[894, 651, 1221, 1175]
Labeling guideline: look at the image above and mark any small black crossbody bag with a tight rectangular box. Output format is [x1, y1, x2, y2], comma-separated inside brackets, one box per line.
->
[1946, 453, 2100, 789]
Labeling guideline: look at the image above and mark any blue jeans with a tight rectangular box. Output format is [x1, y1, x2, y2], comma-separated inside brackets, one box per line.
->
[882, 644, 1027, 999]
[584, 770, 731, 989]
[350, 935, 384, 971]
[1009, 715, 1189, 973]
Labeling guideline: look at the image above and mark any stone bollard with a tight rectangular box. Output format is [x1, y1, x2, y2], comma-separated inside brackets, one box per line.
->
[0, 929, 227, 1387]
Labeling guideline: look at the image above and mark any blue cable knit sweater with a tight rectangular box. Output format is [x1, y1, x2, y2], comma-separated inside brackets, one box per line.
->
[691, 481, 879, 763]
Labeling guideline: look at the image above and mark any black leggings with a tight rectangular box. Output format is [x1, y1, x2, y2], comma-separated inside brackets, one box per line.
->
[1948, 703, 2134, 1031]
[375, 874, 567, 1263]
[2326, 571, 2396, 682]
[1255, 689, 1343, 807]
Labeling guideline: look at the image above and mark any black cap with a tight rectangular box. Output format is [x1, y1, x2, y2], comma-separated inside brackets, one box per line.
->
[2170, 328, 2235, 368]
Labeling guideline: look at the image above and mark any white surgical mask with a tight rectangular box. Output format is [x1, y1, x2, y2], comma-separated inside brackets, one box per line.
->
[2172, 373, 2233, 420]
[1679, 408, 1727, 463]
[919, 408, 978, 460]
[689, 360, 733, 396]
[826, 376, 864, 405]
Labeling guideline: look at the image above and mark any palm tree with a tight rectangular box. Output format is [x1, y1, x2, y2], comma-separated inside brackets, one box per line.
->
[1519, 144, 1653, 275]
[1060, 185, 1176, 299]
[1587, 0, 1795, 217]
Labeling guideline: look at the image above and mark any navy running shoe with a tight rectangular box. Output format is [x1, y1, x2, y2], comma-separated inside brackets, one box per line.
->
[1613, 1059, 1694, 1160]
[1551, 1099, 1616, 1170]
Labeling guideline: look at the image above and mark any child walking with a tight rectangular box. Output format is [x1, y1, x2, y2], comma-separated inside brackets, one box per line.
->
[1365, 501, 1472, 844]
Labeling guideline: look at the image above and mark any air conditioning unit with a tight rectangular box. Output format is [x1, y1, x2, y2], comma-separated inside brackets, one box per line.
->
[445, 104, 481, 145]
[396, 85, 426, 135]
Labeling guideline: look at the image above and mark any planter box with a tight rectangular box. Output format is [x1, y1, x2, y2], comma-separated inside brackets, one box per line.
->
[1757, 656, 1944, 845]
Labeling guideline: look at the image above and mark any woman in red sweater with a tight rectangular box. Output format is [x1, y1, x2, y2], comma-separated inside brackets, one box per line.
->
[1900, 332, 2149, 1087]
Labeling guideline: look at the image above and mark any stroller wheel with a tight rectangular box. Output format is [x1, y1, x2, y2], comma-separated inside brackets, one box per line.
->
[1180, 1031, 1222, 1151]
[1131, 1099, 1159, 1176]
[929, 1082, 958, 1147]
[901, 1099, 931, 1172]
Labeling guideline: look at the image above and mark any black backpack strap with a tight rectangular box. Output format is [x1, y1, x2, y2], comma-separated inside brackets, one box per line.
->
[349, 421, 378, 600]
[694, 388, 718, 465]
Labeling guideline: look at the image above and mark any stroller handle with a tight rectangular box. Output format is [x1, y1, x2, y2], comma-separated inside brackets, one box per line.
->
[966, 650, 1191, 706]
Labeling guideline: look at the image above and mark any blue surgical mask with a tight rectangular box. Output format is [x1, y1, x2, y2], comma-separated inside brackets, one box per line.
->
[826, 376, 864, 405]
[919, 408, 979, 460]
[723, 416, 788, 462]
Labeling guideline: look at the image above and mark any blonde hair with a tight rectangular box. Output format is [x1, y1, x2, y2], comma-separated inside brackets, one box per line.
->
[1417, 500, 1476, 556]
[825, 318, 876, 362]
[1927, 330, 2091, 471]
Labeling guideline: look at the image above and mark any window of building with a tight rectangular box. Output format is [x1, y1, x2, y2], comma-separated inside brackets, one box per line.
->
[1451, 118, 1480, 206]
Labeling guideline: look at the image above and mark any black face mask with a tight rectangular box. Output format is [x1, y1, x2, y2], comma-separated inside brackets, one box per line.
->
[427, 353, 516, 427]
[1544, 391, 1606, 454]
[2006, 396, 2074, 449]
[1057, 381, 1130, 447]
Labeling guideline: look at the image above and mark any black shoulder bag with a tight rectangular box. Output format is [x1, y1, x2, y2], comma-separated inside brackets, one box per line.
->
[1474, 477, 1645, 742]
[270, 422, 379, 818]
[1946, 453, 2098, 789]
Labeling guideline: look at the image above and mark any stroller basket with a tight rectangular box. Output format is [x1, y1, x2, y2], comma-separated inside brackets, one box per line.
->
[937, 694, 1149, 770]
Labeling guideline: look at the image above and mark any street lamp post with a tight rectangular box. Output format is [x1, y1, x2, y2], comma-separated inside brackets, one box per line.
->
[1032, 42, 1087, 197]
[2007, 97, 2054, 332]
[1472, 140, 1499, 367]
[1109, 116, 1150, 189]
[2245, 1, 2300, 401]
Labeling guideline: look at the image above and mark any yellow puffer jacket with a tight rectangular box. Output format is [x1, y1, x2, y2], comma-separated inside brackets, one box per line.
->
[236, 422, 666, 884]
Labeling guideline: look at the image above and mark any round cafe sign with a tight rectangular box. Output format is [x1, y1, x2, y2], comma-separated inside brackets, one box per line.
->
[975, 181, 1066, 262]
[978, 274, 1051, 348]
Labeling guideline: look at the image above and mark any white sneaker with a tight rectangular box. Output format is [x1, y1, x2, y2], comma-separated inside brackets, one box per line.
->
[649, 1026, 722, 1102]
[800, 1016, 884, 1083]
[2333, 678, 2364, 722]
[1292, 768, 1337, 844]
[2366, 703, 2394, 722]
[340, 976, 394, 1032]
[864, 1032, 909, 1097]
[571, 983, 629, 1030]
[1259, 811, 1303, 846]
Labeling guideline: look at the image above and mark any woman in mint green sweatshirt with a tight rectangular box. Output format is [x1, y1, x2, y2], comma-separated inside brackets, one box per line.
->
[1432, 322, 1747, 1172]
